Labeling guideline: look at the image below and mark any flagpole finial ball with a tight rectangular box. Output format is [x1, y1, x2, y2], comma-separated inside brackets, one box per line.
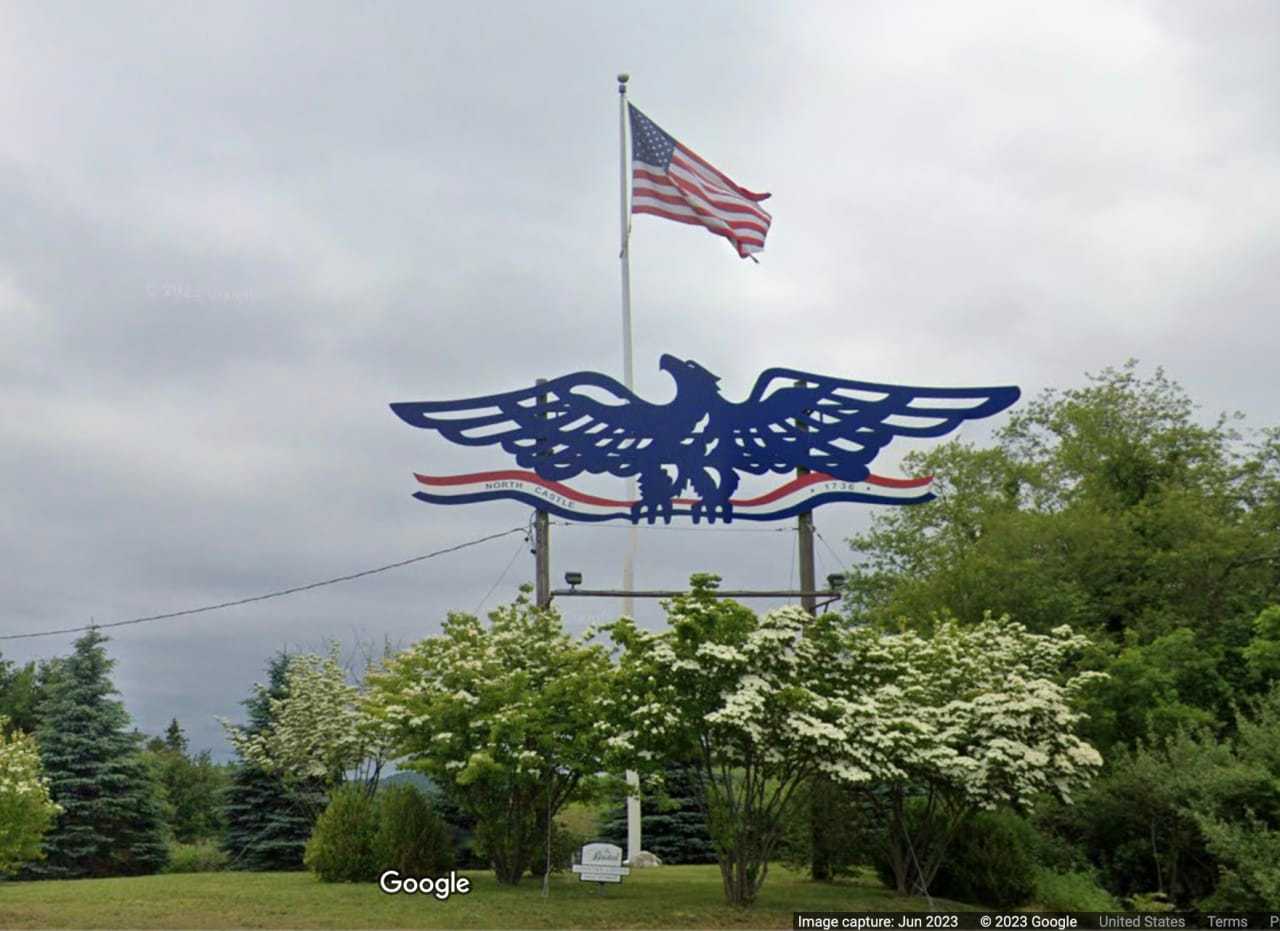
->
[618, 73, 629, 86]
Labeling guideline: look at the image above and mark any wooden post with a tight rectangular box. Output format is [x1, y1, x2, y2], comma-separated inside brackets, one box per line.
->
[796, 381, 833, 882]
[797, 499, 817, 616]
[534, 378, 551, 609]
[795, 381, 817, 615]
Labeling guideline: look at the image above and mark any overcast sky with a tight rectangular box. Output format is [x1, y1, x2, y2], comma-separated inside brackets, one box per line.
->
[2, 1, 1277, 759]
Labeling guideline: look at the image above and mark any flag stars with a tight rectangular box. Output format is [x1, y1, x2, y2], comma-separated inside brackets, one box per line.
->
[629, 105, 676, 169]
[626, 102, 771, 259]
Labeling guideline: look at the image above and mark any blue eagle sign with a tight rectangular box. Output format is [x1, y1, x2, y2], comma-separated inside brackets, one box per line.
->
[391, 354, 1019, 524]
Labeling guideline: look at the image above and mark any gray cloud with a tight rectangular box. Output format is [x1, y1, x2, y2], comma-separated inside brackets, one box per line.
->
[2, 0, 1276, 758]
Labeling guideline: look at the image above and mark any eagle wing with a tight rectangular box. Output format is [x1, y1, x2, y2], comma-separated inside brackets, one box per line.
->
[727, 368, 1021, 480]
[391, 371, 666, 482]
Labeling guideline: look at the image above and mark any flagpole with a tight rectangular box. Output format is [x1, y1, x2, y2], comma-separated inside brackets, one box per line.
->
[618, 73, 634, 399]
[617, 74, 638, 623]
[617, 71, 643, 868]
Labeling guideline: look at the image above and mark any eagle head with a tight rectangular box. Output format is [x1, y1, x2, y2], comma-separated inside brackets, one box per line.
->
[659, 354, 721, 391]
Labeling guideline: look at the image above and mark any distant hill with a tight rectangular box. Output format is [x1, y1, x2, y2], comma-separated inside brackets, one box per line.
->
[380, 769, 438, 796]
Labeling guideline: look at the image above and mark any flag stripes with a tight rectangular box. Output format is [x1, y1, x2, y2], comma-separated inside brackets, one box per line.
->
[628, 104, 772, 259]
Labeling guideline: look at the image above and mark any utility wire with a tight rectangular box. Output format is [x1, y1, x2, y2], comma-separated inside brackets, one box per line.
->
[1, 526, 528, 642]
[788, 529, 797, 591]
[473, 537, 530, 616]
[815, 528, 851, 572]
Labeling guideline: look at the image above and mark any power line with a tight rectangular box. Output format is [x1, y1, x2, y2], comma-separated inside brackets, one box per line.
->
[815, 529, 851, 572]
[473, 537, 530, 616]
[1, 526, 529, 642]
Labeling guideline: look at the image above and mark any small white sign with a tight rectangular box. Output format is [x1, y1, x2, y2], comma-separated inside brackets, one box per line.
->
[573, 843, 631, 885]
[580, 843, 623, 867]
[571, 868, 625, 883]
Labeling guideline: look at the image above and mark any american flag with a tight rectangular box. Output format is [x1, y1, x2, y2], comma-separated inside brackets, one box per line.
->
[628, 104, 772, 260]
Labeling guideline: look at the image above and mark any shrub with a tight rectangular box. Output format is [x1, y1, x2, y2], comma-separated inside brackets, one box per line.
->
[598, 764, 718, 866]
[778, 779, 882, 878]
[430, 787, 485, 869]
[373, 784, 453, 877]
[304, 785, 380, 882]
[1033, 868, 1117, 910]
[874, 806, 1038, 907]
[529, 824, 585, 877]
[931, 809, 1040, 907]
[163, 841, 230, 874]
[0, 720, 61, 877]
[1127, 892, 1176, 912]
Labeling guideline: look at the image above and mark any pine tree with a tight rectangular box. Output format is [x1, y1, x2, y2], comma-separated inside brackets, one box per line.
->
[28, 629, 168, 878]
[600, 763, 716, 864]
[163, 718, 188, 755]
[221, 653, 319, 870]
[140, 718, 230, 843]
[0, 652, 42, 736]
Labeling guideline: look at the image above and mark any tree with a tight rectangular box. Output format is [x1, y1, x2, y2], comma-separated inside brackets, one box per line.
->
[221, 653, 320, 870]
[1, 653, 48, 738]
[839, 614, 1104, 897]
[222, 645, 388, 805]
[365, 591, 615, 886]
[1243, 605, 1280, 685]
[605, 576, 852, 906]
[844, 363, 1280, 755]
[163, 718, 188, 755]
[599, 761, 716, 864]
[141, 719, 230, 844]
[606, 577, 1105, 905]
[0, 716, 61, 876]
[1042, 684, 1280, 908]
[28, 629, 168, 878]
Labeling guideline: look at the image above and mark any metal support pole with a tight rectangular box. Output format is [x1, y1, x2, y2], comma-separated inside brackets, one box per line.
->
[551, 588, 839, 601]
[618, 72, 642, 865]
[626, 770, 641, 863]
[619, 73, 639, 623]
[534, 378, 551, 609]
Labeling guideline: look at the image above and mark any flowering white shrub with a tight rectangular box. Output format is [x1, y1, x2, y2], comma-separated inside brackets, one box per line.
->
[829, 616, 1104, 808]
[221, 645, 391, 793]
[830, 614, 1105, 894]
[0, 718, 62, 876]
[605, 575, 852, 906]
[605, 576, 1105, 905]
[363, 591, 615, 886]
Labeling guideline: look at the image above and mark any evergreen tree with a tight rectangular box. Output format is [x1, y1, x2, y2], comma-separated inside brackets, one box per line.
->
[163, 718, 188, 755]
[221, 653, 319, 870]
[28, 629, 168, 878]
[0, 653, 42, 736]
[600, 763, 716, 864]
[140, 719, 230, 843]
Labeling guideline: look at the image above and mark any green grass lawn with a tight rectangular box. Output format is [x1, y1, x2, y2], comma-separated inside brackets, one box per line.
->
[0, 864, 978, 929]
